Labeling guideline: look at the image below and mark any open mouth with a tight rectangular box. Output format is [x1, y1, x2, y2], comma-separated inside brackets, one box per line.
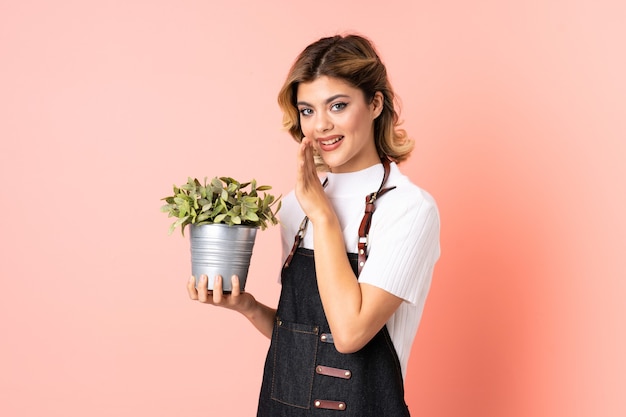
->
[320, 136, 344, 146]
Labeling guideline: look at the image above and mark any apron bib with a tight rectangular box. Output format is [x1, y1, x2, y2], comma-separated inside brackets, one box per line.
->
[257, 159, 410, 416]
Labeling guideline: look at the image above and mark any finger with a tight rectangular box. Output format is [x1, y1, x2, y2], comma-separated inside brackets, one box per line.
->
[297, 140, 307, 176]
[300, 137, 314, 167]
[298, 139, 318, 186]
[187, 276, 198, 300]
[197, 275, 209, 303]
[212, 275, 223, 304]
[305, 143, 320, 180]
[230, 275, 240, 297]
[299, 137, 311, 162]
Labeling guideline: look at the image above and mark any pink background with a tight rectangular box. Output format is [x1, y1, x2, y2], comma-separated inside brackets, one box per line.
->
[1, 1, 625, 416]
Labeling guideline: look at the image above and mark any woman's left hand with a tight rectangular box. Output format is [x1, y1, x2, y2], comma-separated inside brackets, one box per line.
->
[295, 137, 333, 223]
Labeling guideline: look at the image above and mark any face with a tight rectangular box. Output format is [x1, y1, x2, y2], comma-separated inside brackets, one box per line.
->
[296, 76, 383, 173]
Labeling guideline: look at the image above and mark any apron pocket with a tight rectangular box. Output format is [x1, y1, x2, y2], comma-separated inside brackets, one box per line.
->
[270, 319, 319, 409]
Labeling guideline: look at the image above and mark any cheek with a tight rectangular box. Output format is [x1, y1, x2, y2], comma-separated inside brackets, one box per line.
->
[299, 118, 314, 136]
[354, 114, 373, 134]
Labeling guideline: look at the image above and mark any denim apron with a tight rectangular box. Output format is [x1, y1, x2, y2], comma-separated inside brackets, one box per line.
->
[257, 160, 411, 416]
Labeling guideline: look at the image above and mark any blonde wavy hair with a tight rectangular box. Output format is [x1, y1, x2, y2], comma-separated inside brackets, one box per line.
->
[277, 34, 413, 169]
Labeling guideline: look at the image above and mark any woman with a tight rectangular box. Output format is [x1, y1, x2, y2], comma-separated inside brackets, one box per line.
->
[188, 34, 440, 416]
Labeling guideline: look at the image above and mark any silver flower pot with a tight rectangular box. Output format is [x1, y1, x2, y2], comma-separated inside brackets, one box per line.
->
[189, 223, 258, 292]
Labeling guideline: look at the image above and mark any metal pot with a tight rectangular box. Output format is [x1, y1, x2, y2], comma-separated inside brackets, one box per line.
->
[189, 223, 258, 292]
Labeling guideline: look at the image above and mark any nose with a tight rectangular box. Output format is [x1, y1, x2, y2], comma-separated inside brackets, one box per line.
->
[315, 112, 333, 133]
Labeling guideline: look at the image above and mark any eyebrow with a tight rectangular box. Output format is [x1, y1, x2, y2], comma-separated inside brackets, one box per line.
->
[296, 94, 350, 107]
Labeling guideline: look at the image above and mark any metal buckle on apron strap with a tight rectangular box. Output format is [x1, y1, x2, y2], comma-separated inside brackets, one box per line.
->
[314, 399, 347, 411]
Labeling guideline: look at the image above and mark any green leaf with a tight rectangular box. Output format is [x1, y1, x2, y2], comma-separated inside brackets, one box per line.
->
[169, 216, 189, 234]
[245, 211, 259, 222]
[211, 177, 223, 189]
[220, 176, 237, 186]
[180, 181, 195, 191]
[179, 200, 190, 217]
[227, 183, 238, 194]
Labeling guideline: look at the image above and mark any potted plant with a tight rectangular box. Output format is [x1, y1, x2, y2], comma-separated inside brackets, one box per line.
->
[161, 176, 281, 292]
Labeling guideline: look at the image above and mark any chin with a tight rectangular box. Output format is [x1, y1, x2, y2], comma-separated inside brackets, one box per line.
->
[321, 158, 346, 172]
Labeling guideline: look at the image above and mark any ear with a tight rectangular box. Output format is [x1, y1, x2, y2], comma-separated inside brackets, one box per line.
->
[371, 91, 384, 119]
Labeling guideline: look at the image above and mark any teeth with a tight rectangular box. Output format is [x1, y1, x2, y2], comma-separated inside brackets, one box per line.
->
[321, 136, 343, 145]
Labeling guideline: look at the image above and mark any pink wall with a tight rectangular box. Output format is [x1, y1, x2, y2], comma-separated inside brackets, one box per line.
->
[1, 1, 624, 416]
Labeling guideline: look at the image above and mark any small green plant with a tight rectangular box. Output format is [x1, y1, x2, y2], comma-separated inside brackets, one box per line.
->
[161, 176, 281, 235]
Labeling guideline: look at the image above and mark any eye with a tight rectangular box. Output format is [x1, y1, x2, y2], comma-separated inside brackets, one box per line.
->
[330, 102, 347, 112]
[298, 108, 313, 117]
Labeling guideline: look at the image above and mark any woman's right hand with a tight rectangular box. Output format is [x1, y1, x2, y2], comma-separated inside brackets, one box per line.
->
[187, 274, 256, 315]
[187, 274, 277, 339]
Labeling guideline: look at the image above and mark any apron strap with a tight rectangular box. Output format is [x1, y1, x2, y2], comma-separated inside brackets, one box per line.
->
[283, 178, 328, 268]
[357, 158, 395, 275]
[283, 216, 309, 268]
[284, 159, 395, 273]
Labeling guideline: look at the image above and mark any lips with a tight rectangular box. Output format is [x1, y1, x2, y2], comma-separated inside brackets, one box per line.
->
[320, 136, 343, 145]
[318, 135, 344, 151]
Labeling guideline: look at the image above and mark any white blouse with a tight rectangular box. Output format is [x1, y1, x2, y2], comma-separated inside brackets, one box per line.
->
[279, 162, 440, 378]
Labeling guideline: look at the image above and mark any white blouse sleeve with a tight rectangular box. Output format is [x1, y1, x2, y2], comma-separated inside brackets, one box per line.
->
[357, 190, 440, 305]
